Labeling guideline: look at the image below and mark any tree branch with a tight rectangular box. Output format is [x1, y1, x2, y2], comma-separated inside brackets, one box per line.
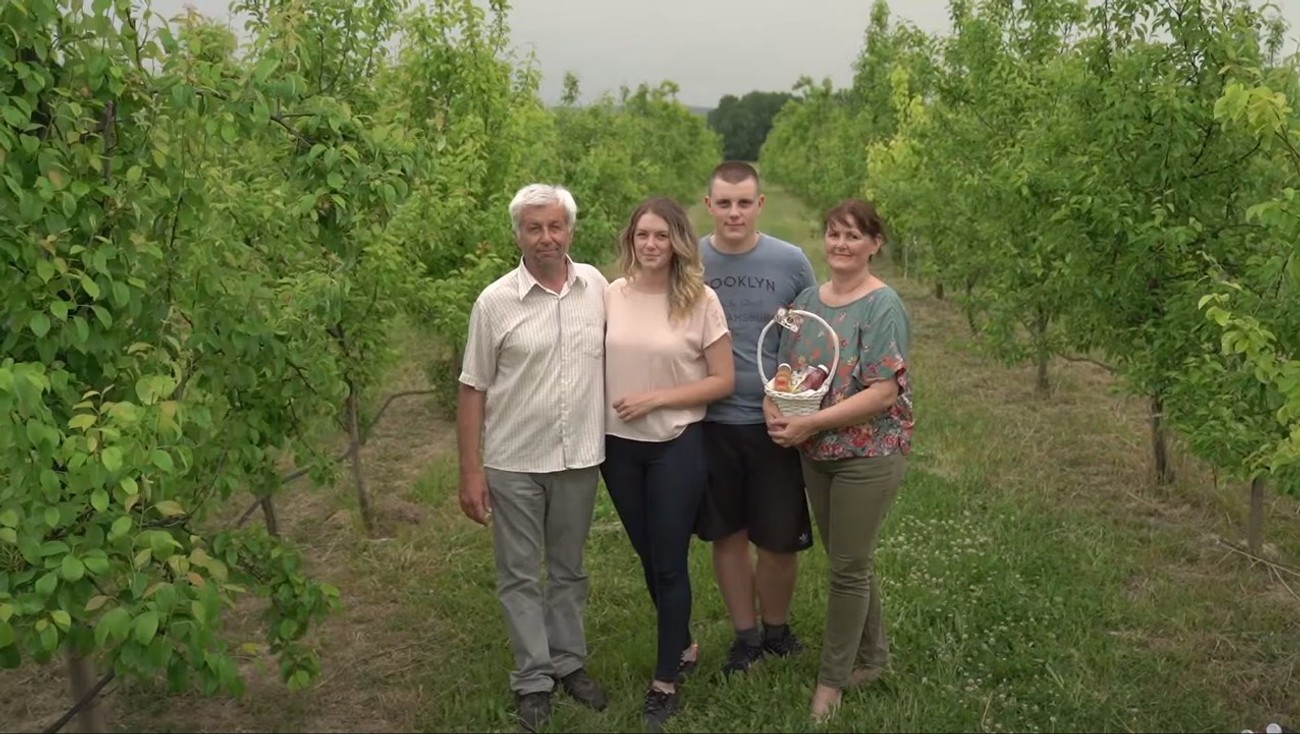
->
[1060, 353, 1118, 374]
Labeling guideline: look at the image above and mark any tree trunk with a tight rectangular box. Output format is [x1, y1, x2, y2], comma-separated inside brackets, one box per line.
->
[963, 279, 979, 336]
[345, 378, 376, 536]
[1150, 393, 1174, 485]
[260, 495, 279, 537]
[1034, 307, 1051, 397]
[1247, 476, 1266, 555]
[933, 281, 945, 300]
[67, 652, 106, 734]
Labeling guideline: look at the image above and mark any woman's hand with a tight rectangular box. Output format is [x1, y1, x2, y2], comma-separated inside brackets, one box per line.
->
[614, 391, 663, 422]
[767, 414, 819, 448]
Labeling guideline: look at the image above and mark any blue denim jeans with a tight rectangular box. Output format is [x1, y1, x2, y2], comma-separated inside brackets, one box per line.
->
[600, 422, 706, 683]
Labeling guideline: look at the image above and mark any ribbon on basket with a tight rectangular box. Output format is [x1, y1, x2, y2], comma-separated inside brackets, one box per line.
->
[774, 306, 804, 334]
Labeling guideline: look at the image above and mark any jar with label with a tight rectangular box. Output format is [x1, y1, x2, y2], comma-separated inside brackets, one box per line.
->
[800, 364, 830, 392]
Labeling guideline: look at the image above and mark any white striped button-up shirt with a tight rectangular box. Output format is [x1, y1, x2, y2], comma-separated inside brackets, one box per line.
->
[459, 258, 608, 473]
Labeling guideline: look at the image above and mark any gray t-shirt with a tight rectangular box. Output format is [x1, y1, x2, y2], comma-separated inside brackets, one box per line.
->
[700, 233, 818, 424]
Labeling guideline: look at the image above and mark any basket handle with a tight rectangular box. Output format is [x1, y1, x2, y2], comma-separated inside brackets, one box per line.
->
[756, 308, 841, 387]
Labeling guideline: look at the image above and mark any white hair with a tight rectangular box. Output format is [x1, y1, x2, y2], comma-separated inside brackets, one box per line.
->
[509, 184, 578, 234]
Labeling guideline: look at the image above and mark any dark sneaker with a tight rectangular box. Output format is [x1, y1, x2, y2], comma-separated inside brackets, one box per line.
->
[515, 690, 552, 733]
[762, 626, 805, 658]
[675, 641, 700, 683]
[720, 637, 765, 677]
[557, 668, 608, 711]
[642, 686, 681, 733]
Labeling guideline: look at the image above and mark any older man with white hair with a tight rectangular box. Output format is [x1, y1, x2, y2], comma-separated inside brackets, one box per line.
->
[456, 183, 610, 732]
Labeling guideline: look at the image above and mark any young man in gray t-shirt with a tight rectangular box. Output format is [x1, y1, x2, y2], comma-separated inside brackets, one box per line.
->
[695, 161, 818, 677]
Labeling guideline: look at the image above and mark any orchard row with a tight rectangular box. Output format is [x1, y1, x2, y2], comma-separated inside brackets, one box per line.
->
[762, 0, 1300, 523]
[1, 0, 719, 704]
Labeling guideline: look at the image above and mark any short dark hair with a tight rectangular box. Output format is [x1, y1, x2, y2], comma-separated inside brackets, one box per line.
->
[824, 198, 888, 243]
[709, 160, 761, 194]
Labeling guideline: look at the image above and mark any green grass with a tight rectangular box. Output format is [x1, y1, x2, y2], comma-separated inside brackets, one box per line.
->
[6, 187, 1296, 734]
[403, 464, 1240, 733]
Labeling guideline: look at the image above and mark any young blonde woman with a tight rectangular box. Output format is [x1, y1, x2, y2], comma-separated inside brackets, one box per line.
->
[766, 198, 914, 723]
[601, 196, 735, 731]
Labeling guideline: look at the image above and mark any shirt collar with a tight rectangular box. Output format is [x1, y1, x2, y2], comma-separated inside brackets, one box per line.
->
[515, 256, 584, 299]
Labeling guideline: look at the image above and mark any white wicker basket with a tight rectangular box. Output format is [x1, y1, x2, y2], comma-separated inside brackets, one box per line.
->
[757, 308, 841, 417]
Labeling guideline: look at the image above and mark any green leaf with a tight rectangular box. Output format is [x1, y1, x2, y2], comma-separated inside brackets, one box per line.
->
[44, 507, 59, 528]
[95, 607, 130, 646]
[0, 509, 17, 527]
[149, 531, 175, 560]
[48, 297, 69, 320]
[35, 571, 58, 596]
[0, 528, 16, 545]
[112, 281, 130, 307]
[91, 488, 109, 511]
[38, 621, 58, 652]
[133, 610, 159, 646]
[0, 644, 19, 669]
[110, 515, 132, 540]
[29, 312, 50, 338]
[102, 446, 123, 473]
[136, 376, 160, 404]
[153, 500, 184, 517]
[0, 621, 13, 648]
[50, 610, 72, 631]
[80, 272, 101, 300]
[61, 554, 86, 582]
[69, 413, 97, 430]
[253, 55, 281, 83]
[151, 449, 174, 472]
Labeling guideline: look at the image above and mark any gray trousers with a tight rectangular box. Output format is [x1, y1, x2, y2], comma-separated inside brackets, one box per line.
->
[485, 466, 599, 695]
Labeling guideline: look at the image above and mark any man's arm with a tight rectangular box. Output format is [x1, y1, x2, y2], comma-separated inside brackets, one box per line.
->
[456, 383, 491, 525]
[456, 298, 497, 526]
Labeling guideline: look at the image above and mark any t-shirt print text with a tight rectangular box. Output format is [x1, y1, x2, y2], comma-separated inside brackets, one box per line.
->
[707, 275, 777, 292]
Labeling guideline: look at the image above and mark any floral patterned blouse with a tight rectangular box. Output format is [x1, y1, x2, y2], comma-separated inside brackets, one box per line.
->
[777, 284, 914, 461]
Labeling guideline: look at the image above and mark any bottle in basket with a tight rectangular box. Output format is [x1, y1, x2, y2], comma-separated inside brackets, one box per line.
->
[773, 363, 794, 392]
[800, 364, 829, 392]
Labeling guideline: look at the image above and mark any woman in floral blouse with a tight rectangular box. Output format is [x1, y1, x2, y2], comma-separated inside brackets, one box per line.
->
[765, 197, 914, 723]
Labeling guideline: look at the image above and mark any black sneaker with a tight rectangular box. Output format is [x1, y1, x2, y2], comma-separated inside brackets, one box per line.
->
[762, 626, 805, 658]
[720, 637, 765, 677]
[514, 690, 552, 733]
[675, 641, 699, 683]
[556, 668, 608, 711]
[642, 686, 681, 733]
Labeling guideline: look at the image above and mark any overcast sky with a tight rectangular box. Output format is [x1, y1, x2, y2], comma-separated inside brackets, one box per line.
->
[145, 0, 1300, 109]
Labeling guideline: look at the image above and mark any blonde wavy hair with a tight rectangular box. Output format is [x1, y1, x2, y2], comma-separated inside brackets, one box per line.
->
[617, 197, 706, 323]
